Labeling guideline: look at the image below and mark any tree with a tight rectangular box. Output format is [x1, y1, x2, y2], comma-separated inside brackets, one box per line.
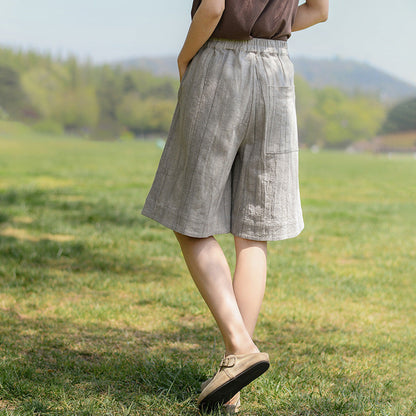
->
[52, 86, 99, 131]
[117, 93, 175, 135]
[380, 97, 416, 134]
[0, 64, 35, 120]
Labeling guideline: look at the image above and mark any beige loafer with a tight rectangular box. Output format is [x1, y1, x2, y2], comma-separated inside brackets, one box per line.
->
[197, 352, 269, 413]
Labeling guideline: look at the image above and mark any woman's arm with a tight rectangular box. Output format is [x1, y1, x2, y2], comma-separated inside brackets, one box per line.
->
[177, 0, 225, 81]
[292, 0, 329, 32]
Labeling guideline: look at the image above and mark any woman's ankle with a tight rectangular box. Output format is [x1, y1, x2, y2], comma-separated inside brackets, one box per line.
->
[224, 339, 260, 356]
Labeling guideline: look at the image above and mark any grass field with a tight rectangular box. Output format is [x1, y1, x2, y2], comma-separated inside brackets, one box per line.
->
[1, 124, 415, 415]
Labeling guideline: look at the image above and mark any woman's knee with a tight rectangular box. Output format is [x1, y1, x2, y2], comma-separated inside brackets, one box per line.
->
[173, 230, 214, 243]
[234, 235, 267, 248]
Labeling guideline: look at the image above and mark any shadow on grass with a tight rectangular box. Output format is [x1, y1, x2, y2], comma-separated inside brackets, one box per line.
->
[1, 186, 177, 289]
[0, 311, 218, 416]
[0, 187, 149, 228]
[0, 236, 177, 292]
[0, 229, 181, 294]
[0, 307, 402, 416]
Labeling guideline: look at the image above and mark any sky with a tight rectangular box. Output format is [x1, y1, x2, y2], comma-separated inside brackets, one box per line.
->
[0, 0, 415, 85]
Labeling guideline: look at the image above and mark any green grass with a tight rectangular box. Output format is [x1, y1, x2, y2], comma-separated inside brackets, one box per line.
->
[0, 124, 415, 415]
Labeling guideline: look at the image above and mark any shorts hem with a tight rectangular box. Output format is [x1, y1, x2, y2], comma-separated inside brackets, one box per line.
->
[231, 222, 304, 242]
[141, 206, 304, 242]
[141, 206, 230, 238]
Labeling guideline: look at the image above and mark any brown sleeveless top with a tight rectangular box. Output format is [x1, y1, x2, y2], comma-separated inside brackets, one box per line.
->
[191, 0, 299, 41]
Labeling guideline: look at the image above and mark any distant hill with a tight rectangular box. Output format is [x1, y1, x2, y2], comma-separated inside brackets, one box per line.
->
[118, 55, 178, 78]
[291, 56, 416, 103]
[116, 55, 416, 103]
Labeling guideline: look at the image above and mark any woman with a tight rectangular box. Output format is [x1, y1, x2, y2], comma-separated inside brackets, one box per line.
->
[142, 0, 328, 412]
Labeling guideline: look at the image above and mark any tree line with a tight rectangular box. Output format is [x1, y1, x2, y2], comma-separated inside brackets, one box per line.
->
[0, 45, 413, 147]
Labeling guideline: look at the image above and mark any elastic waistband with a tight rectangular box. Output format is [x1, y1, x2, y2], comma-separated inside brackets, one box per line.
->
[203, 37, 288, 55]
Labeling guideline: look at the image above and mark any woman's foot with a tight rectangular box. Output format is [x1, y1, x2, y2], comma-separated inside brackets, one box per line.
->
[197, 351, 270, 412]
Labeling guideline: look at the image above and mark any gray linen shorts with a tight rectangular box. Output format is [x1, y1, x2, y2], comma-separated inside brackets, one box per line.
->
[141, 37, 304, 241]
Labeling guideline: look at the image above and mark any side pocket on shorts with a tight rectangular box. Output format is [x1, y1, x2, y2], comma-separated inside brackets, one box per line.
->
[264, 85, 298, 155]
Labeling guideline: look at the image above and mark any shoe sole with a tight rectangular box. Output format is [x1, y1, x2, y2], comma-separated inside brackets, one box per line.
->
[198, 360, 269, 413]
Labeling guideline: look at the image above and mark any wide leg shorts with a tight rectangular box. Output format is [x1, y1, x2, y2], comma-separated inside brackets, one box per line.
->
[141, 37, 304, 241]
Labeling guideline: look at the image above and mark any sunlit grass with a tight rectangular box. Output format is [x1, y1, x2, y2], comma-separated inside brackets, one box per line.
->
[0, 128, 415, 415]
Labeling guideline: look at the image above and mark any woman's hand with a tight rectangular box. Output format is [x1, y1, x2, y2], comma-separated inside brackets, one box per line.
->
[177, 0, 225, 82]
[178, 58, 190, 83]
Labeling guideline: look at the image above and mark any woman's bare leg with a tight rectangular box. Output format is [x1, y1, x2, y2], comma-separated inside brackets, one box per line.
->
[220, 237, 267, 407]
[173, 231, 259, 356]
[232, 236, 267, 338]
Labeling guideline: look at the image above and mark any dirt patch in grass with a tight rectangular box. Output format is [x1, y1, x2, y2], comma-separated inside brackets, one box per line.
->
[0, 225, 75, 242]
